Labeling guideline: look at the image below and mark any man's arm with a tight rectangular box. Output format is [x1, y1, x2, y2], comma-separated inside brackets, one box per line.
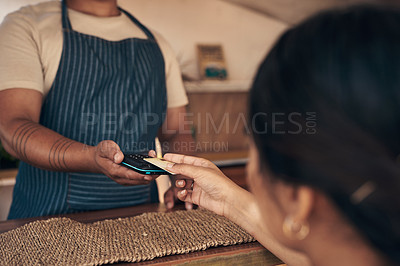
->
[0, 88, 94, 171]
[0, 88, 154, 185]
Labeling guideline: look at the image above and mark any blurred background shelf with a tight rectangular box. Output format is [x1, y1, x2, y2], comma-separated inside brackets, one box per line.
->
[0, 169, 17, 186]
[184, 80, 252, 93]
[0, 169, 17, 221]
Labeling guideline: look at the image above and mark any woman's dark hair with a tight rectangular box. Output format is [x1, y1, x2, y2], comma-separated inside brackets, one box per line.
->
[249, 5, 400, 263]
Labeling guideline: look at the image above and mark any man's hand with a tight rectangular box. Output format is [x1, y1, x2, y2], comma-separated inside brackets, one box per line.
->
[94, 140, 157, 186]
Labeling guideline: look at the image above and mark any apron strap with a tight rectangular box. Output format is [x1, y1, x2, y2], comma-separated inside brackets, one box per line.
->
[61, 0, 73, 30]
[119, 8, 157, 40]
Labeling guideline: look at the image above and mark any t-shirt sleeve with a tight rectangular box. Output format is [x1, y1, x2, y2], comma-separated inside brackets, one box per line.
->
[152, 31, 188, 108]
[0, 9, 44, 94]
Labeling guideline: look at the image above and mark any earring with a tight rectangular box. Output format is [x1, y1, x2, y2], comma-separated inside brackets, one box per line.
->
[282, 216, 310, 240]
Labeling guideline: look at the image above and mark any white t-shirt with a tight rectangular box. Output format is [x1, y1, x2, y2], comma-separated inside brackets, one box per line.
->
[0, 1, 188, 108]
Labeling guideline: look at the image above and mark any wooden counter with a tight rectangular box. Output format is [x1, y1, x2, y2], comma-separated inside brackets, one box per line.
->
[0, 152, 277, 265]
[0, 203, 283, 265]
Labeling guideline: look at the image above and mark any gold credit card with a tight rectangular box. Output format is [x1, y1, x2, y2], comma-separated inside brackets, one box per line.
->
[143, 158, 176, 175]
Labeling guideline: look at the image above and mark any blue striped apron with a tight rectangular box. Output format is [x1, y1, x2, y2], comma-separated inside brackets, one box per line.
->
[8, 1, 167, 219]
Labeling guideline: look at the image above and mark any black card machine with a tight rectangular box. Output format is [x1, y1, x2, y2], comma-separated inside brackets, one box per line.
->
[121, 154, 171, 175]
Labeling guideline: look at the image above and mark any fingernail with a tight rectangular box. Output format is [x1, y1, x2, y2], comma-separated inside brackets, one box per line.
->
[144, 176, 152, 181]
[176, 180, 184, 187]
[179, 189, 187, 196]
[166, 163, 175, 169]
[167, 202, 173, 209]
[114, 153, 121, 163]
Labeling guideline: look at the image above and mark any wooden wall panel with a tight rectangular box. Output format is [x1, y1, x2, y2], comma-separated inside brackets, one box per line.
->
[187, 92, 249, 153]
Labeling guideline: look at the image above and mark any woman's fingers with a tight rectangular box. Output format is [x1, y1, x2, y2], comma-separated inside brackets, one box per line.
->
[164, 153, 217, 170]
[185, 202, 193, 210]
[164, 153, 194, 164]
[163, 186, 175, 209]
[177, 189, 192, 202]
[176, 179, 186, 188]
[175, 179, 193, 190]
[166, 162, 212, 182]
[175, 178, 194, 209]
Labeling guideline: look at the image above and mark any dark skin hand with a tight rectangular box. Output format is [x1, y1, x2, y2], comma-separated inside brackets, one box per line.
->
[0, 88, 155, 185]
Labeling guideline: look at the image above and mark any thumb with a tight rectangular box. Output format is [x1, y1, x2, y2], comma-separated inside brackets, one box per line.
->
[98, 140, 123, 163]
[113, 150, 124, 164]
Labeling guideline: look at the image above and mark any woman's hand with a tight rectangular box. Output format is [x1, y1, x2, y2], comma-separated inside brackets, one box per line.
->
[94, 140, 156, 185]
[162, 177, 194, 210]
[164, 153, 246, 218]
[165, 153, 311, 266]
[148, 150, 193, 210]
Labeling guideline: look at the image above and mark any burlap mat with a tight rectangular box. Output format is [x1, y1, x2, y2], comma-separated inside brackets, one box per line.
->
[0, 209, 255, 265]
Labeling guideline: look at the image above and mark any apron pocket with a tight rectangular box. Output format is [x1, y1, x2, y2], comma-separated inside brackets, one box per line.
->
[67, 173, 151, 210]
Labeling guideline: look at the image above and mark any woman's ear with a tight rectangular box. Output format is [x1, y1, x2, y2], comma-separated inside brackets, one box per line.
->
[275, 183, 315, 240]
[274, 182, 315, 220]
[293, 186, 315, 223]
